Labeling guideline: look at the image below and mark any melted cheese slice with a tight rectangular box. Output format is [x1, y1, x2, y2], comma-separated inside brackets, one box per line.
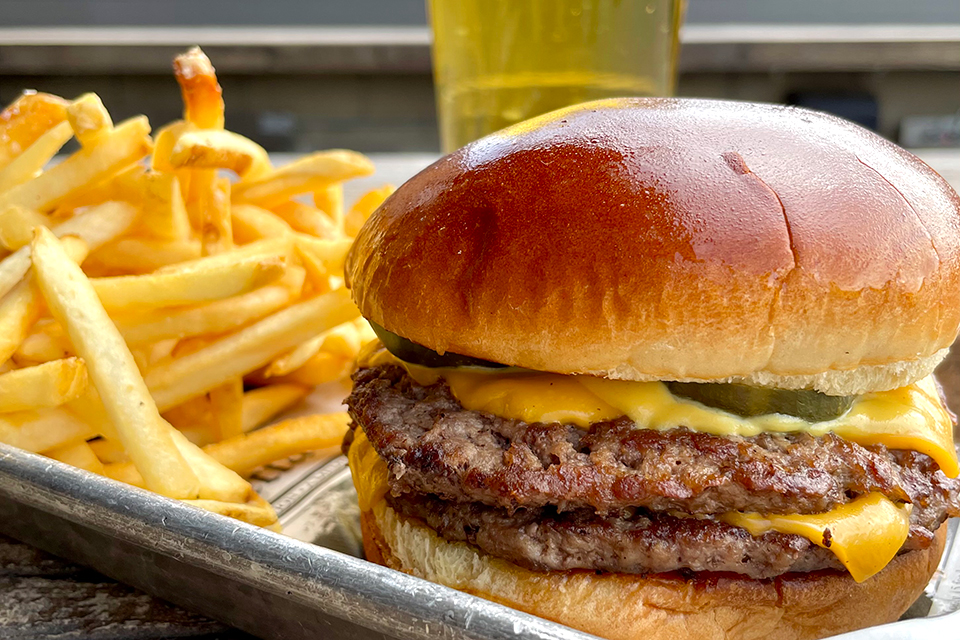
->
[721, 493, 912, 583]
[347, 424, 912, 583]
[365, 350, 958, 478]
[347, 426, 389, 512]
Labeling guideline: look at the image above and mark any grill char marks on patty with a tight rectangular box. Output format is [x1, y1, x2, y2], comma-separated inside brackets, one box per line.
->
[347, 364, 960, 518]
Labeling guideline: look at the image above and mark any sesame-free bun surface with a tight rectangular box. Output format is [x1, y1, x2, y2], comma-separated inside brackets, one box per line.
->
[347, 98, 960, 394]
[361, 502, 945, 640]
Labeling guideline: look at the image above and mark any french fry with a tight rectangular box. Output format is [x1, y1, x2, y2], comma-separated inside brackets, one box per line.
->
[0, 121, 73, 193]
[313, 183, 344, 229]
[294, 245, 331, 293]
[88, 437, 128, 465]
[203, 413, 350, 477]
[267, 351, 354, 387]
[151, 120, 192, 175]
[53, 201, 140, 251]
[0, 408, 97, 453]
[129, 345, 152, 374]
[166, 43, 225, 242]
[31, 226, 200, 499]
[280, 265, 306, 296]
[0, 358, 88, 413]
[103, 426, 257, 505]
[171, 335, 217, 359]
[173, 47, 224, 130]
[0, 201, 138, 300]
[146, 289, 359, 411]
[344, 185, 395, 237]
[50, 164, 146, 212]
[0, 274, 48, 365]
[137, 171, 191, 241]
[232, 151, 375, 208]
[66, 93, 113, 147]
[295, 236, 353, 278]
[199, 176, 233, 255]
[115, 284, 293, 345]
[109, 411, 347, 488]
[182, 493, 277, 527]
[102, 460, 143, 487]
[91, 253, 285, 310]
[0, 92, 70, 171]
[240, 384, 309, 432]
[232, 204, 293, 243]
[158, 236, 294, 272]
[209, 377, 244, 441]
[184, 167, 214, 233]
[169, 428, 250, 503]
[271, 201, 338, 239]
[170, 129, 271, 179]
[162, 393, 217, 445]
[14, 320, 73, 365]
[314, 321, 363, 358]
[88, 236, 202, 274]
[0, 205, 50, 251]
[45, 440, 105, 475]
[0, 236, 88, 364]
[145, 338, 178, 367]
[265, 321, 361, 378]
[0, 116, 152, 213]
[66, 388, 119, 441]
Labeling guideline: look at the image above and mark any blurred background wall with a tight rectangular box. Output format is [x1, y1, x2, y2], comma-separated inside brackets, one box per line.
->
[1, 0, 957, 152]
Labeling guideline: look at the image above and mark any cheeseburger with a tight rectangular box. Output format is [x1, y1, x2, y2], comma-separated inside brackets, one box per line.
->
[342, 98, 960, 640]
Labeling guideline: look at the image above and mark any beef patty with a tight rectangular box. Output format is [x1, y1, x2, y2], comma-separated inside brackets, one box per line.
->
[346, 364, 960, 517]
[385, 491, 947, 579]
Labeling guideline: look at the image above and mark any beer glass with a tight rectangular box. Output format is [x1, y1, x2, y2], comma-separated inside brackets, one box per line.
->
[428, 0, 686, 152]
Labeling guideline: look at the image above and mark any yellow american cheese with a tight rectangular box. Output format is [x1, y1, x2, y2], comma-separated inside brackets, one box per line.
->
[347, 426, 389, 512]
[721, 493, 912, 583]
[365, 349, 958, 479]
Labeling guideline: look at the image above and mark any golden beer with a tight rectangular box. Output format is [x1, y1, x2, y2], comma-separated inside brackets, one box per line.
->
[428, 0, 686, 152]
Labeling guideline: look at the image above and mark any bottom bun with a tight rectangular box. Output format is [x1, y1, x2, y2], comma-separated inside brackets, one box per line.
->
[361, 501, 946, 640]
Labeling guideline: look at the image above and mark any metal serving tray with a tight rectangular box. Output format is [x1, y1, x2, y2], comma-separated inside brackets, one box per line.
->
[1, 390, 959, 640]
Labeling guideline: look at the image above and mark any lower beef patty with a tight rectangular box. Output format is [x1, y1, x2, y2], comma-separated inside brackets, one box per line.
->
[386, 492, 844, 578]
[385, 492, 945, 579]
[346, 362, 960, 576]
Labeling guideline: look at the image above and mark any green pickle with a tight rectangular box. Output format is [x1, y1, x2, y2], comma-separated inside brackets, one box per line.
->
[372, 321, 852, 422]
[665, 382, 854, 422]
[370, 322, 506, 369]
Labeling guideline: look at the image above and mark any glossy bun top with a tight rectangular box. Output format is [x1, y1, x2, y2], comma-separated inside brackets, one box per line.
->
[347, 98, 960, 393]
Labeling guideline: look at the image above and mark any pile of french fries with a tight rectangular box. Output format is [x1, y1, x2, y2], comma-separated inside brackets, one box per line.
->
[0, 47, 393, 530]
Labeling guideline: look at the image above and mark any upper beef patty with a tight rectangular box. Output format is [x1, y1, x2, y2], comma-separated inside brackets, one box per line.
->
[346, 363, 960, 517]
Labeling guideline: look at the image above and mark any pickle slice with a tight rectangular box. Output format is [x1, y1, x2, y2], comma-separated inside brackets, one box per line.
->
[665, 382, 855, 422]
[370, 322, 506, 369]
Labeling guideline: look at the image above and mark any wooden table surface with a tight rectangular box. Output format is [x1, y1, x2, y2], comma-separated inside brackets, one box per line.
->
[1, 150, 958, 639]
[0, 535, 253, 639]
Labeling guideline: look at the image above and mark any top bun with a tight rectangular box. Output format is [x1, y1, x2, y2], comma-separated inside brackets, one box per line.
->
[347, 98, 960, 394]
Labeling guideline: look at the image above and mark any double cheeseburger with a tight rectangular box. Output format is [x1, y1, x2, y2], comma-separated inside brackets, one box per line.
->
[342, 98, 960, 640]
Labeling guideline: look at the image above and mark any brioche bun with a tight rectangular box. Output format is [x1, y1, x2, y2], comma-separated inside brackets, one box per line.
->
[361, 500, 945, 640]
[347, 98, 960, 394]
